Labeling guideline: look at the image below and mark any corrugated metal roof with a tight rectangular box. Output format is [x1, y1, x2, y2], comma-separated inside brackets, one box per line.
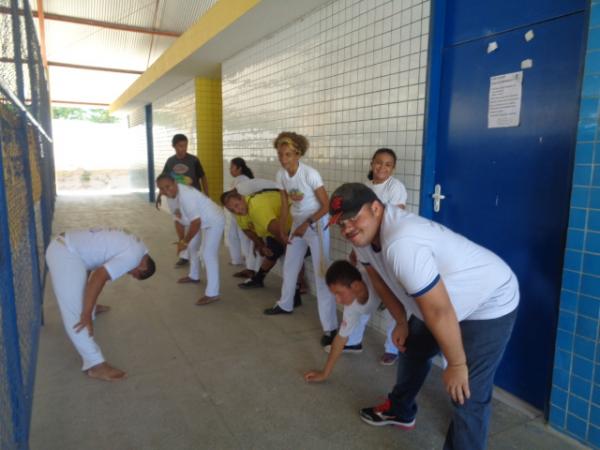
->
[34, 0, 219, 105]
[42, 0, 158, 30]
[158, 0, 217, 33]
[42, 21, 155, 70]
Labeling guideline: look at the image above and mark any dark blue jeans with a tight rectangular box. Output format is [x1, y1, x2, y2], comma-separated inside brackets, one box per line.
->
[389, 308, 518, 450]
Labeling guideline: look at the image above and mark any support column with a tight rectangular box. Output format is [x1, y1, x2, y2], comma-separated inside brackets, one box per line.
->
[145, 104, 155, 203]
[195, 78, 222, 203]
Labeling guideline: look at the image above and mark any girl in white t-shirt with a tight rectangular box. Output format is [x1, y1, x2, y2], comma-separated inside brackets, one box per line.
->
[350, 148, 408, 365]
[366, 147, 407, 206]
[264, 132, 338, 346]
[226, 158, 261, 277]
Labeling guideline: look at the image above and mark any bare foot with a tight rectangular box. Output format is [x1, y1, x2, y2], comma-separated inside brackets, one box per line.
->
[86, 362, 127, 382]
[95, 304, 111, 315]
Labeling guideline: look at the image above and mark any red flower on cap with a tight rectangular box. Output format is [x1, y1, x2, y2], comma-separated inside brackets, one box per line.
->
[331, 195, 343, 213]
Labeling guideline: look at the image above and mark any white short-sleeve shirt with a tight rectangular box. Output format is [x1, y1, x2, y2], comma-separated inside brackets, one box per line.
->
[380, 207, 519, 321]
[65, 228, 148, 281]
[231, 174, 250, 189]
[276, 162, 323, 223]
[365, 177, 407, 206]
[235, 178, 280, 196]
[338, 267, 382, 338]
[353, 244, 416, 318]
[166, 184, 224, 228]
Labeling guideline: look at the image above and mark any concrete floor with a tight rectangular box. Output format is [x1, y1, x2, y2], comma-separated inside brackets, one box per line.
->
[30, 194, 585, 450]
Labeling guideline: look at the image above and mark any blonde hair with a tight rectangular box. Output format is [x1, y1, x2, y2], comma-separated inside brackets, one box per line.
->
[273, 132, 309, 156]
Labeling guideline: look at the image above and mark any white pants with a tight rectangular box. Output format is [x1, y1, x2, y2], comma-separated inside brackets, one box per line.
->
[186, 229, 203, 281]
[226, 211, 244, 265]
[347, 309, 398, 354]
[46, 239, 104, 371]
[178, 247, 190, 260]
[241, 232, 262, 272]
[200, 224, 224, 297]
[276, 217, 337, 332]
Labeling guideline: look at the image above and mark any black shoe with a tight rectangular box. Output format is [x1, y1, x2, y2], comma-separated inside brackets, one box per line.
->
[263, 305, 292, 315]
[324, 343, 363, 354]
[293, 290, 302, 307]
[238, 278, 264, 289]
[320, 329, 338, 347]
[359, 399, 416, 429]
[174, 258, 189, 268]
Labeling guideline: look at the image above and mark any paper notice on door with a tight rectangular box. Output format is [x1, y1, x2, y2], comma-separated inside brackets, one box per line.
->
[488, 71, 523, 128]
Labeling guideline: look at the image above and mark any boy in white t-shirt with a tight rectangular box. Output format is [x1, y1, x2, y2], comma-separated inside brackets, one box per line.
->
[304, 260, 392, 383]
[157, 174, 225, 305]
[328, 183, 519, 450]
[45, 228, 156, 381]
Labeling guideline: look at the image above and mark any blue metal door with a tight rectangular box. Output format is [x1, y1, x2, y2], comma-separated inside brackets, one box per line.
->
[426, 11, 587, 409]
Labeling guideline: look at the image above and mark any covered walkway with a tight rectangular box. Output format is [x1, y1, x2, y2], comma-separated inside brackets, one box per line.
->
[30, 195, 580, 449]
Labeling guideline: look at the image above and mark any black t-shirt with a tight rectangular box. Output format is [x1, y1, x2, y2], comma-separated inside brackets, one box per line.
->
[162, 154, 205, 191]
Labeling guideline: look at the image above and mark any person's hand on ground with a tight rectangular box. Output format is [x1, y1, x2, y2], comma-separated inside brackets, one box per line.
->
[304, 370, 328, 383]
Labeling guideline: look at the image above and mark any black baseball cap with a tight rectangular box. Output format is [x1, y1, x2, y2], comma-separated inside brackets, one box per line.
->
[328, 183, 380, 227]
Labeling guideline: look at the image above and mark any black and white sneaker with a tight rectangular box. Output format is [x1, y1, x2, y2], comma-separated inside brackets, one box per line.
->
[324, 343, 363, 354]
[238, 278, 264, 289]
[320, 329, 338, 347]
[263, 305, 292, 315]
[359, 399, 416, 429]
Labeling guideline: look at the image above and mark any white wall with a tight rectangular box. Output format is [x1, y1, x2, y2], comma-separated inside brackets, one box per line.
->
[53, 118, 148, 193]
[222, 0, 430, 333]
[152, 80, 197, 177]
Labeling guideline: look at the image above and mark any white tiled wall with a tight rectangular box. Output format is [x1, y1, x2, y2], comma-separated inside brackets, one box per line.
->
[152, 80, 197, 177]
[222, 0, 430, 334]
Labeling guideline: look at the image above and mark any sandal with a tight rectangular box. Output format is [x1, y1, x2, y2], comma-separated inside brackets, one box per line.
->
[196, 295, 220, 306]
[178, 276, 201, 284]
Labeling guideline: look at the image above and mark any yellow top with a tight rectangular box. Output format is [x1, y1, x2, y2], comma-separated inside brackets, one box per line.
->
[236, 191, 290, 238]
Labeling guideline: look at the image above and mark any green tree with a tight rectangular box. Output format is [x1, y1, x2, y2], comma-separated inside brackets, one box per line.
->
[51, 107, 119, 123]
[87, 109, 118, 123]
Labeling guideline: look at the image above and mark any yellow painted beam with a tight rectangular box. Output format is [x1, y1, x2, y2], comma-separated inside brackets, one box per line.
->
[109, 0, 260, 113]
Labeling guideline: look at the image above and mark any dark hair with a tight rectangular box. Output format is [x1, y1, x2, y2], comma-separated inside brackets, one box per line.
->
[172, 134, 188, 147]
[325, 260, 362, 287]
[367, 148, 397, 181]
[138, 256, 156, 280]
[220, 189, 242, 206]
[231, 157, 254, 179]
[156, 173, 174, 183]
[273, 131, 309, 156]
